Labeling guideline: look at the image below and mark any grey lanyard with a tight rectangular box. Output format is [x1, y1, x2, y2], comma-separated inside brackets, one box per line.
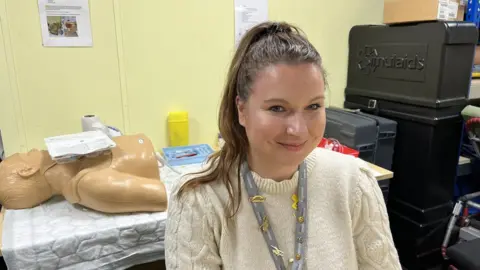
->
[241, 161, 308, 270]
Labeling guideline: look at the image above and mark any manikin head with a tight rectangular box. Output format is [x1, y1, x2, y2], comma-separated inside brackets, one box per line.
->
[0, 149, 52, 209]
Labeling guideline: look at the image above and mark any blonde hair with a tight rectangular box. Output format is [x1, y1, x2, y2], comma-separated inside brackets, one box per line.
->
[179, 21, 325, 217]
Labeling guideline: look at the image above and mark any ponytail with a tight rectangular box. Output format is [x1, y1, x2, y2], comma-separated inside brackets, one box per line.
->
[179, 21, 324, 218]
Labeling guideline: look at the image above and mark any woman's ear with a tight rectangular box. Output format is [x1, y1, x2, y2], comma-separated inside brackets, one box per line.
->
[17, 165, 40, 178]
[236, 96, 246, 127]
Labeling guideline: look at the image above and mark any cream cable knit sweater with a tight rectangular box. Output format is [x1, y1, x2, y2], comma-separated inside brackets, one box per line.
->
[165, 148, 402, 269]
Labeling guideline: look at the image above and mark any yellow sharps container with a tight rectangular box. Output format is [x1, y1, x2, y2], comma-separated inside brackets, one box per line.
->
[167, 111, 189, 146]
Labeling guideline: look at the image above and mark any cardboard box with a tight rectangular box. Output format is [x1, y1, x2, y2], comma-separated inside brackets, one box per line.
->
[475, 46, 480, 65]
[384, 0, 464, 24]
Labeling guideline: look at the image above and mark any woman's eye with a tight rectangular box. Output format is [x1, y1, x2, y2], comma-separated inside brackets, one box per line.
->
[307, 103, 321, 110]
[268, 106, 285, 112]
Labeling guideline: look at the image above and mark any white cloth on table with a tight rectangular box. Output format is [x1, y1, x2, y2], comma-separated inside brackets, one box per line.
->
[1, 164, 203, 270]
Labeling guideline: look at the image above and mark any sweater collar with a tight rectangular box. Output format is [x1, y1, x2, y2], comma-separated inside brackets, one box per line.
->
[249, 150, 317, 195]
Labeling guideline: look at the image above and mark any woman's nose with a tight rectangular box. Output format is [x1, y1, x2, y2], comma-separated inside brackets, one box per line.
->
[286, 114, 308, 136]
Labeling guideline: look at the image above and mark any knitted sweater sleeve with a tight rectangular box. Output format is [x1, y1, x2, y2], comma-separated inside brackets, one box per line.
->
[165, 184, 222, 270]
[351, 161, 402, 270]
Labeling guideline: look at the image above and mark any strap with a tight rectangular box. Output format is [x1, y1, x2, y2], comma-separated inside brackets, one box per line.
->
[293, 161, 308, 270]
[242, 161, 308, 270]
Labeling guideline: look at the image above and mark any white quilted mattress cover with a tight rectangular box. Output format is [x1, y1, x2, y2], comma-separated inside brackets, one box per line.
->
[1, 164, 203, 270]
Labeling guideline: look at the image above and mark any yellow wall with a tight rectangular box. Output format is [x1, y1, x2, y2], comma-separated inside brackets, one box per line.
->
[0, 0, 384, 156]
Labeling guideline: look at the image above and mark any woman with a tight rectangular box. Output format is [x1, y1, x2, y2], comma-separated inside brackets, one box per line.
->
[165, 21, 402, 269]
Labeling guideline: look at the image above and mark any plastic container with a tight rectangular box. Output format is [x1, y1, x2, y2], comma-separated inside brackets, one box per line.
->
[162, 144, 214, 166]
[330, 108, 397, 170]
[325, 108, 377, 163]
[354, 112, 396, 171]
[345, 95, 464, 269]
[346, 21, 477, 109]
[345, 95, 462, 213]
[344, 21, 477, 269]
[167, 111, 189, 146]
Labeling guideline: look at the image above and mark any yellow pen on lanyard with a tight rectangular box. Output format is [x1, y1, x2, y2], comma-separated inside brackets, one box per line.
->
[260, 216, 269, 232]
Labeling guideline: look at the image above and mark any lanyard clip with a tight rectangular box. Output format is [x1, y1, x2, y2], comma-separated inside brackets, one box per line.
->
[270, 245, 284, 257]
[291, 194, 299, 210]
[260, 216, 269, 232]
[250, 195, 266, 203]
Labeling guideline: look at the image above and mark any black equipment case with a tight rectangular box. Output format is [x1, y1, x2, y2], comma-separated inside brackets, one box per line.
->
[325, 107, 377, 163]
[325, 107, 396, 170]
[346, 21, 476, 109]
[344, 21, 478, 270]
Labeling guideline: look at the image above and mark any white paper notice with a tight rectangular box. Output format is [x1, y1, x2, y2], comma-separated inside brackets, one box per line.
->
[38, 0, 93, 47]
[437, 0, 459, 20]
[234, 0, 268, 46]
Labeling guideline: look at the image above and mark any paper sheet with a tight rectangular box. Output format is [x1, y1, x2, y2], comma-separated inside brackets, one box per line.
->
[234, 0, 268, 46]
[38, 0, 93, 47]
[44, 131, 116, 163]
[437, 0, 459, 20]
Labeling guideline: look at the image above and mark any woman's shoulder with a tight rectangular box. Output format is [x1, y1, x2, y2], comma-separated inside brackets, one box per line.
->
[169, 164, 233, 213]
[308, 148, 379, 210]
[307, 148, 376, 193]
[309, 147, 373, 176]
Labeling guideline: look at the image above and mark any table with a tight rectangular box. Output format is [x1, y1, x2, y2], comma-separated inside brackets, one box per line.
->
[0, 160, 393, 260]
[369, 163, 394, 181]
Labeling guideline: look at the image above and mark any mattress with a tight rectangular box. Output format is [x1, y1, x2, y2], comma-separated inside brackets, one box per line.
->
[1, 164, 203, 270]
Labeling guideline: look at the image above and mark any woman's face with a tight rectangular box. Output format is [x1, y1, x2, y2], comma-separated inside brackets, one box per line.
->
[237, 63, 326, 168]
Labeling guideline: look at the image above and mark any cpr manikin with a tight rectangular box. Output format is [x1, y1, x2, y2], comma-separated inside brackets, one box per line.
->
[0, 134, 167, 213]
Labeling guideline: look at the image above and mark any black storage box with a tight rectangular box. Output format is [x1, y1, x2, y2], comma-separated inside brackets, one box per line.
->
[344, 96, 462, 269]
[388, 207, 449, 270]
[344, 96, 463, 212]
[355, 111, 396, 170]
[325, 108, 377, 163]
[346, 21, 478, 109]
[326, 107, 397, 170]
[345, 21, 478, 269]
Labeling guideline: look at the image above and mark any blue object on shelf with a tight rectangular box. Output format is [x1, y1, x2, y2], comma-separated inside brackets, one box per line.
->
[466, 0, 480, 28]
[162, 144, 214, 166]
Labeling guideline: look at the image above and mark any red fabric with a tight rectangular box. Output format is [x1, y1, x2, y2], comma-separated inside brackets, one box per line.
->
[318, 138, 359, 158]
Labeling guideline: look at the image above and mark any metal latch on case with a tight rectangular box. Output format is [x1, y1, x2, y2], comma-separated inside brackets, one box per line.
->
[368, 99, 377, 109]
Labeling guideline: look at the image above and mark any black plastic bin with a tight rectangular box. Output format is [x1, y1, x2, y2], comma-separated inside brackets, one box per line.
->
[345, 96, 462, 213]
[355, 111, 396, 170]
[327, 107, 397, 170]
[325, 108, 377, 163]
[344, 95, 463, 269]
[346, 21, 477, 109]
[345, 21, 478, 270]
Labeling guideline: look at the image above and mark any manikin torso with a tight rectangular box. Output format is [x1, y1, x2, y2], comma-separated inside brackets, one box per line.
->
[0, 134, 167, 213]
